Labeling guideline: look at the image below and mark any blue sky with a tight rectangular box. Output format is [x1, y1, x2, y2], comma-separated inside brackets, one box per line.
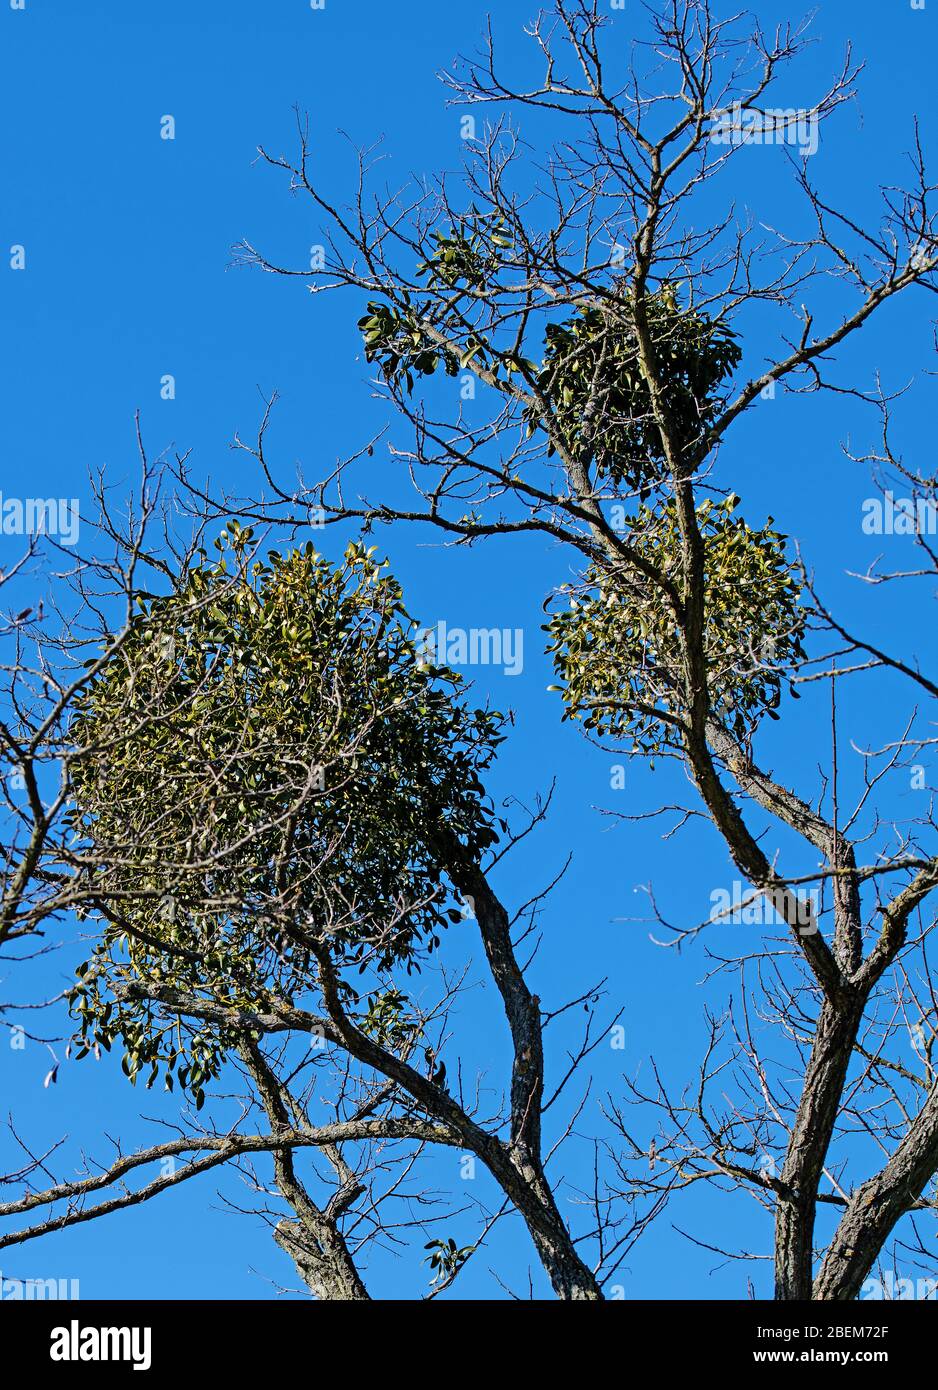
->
[1, 0, 935, 1300]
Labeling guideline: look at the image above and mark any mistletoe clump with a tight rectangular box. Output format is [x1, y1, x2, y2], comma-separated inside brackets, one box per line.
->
[358, 298, 464, 393]
[358, 266, 741, 503]
[358, 215, 516, 392]
[415, 214, 513, 290]
[67, 526, 503, 1101]
[533, 291, 742, 493]
[545, 496, 805, 757]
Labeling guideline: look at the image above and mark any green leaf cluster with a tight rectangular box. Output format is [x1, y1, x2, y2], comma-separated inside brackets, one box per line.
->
[360, 987, 414, 1049]
[67, 529, 504, 1097]
[415, 214, 512, 290]
[545, 496, 805, 756]
[357, 265, 740, 500]
[532, 292, 742, 491]
[424, 1236, 474, 1286]
[358, 299, 463, 393]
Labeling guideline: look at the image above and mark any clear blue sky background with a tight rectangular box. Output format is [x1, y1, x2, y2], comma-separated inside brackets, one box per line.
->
[1, 0, 935, 1300]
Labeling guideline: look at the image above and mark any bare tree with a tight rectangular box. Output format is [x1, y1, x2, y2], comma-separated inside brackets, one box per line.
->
[220, 0, 938, 1300]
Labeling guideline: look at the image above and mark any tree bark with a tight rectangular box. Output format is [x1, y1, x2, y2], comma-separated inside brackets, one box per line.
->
[774, 993, 865, 1299]
[274, 1217, 370, 1301]
[813, 1082, 938, 1300]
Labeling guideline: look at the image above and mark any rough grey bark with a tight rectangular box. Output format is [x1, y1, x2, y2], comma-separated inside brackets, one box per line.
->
[813, 1083, 938, 1300]
[312, 848, 604, 1301]
[773, 996, 866, 1300]
[274, 1217, 369, 1302]
[240, 1038, 370, 1300]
